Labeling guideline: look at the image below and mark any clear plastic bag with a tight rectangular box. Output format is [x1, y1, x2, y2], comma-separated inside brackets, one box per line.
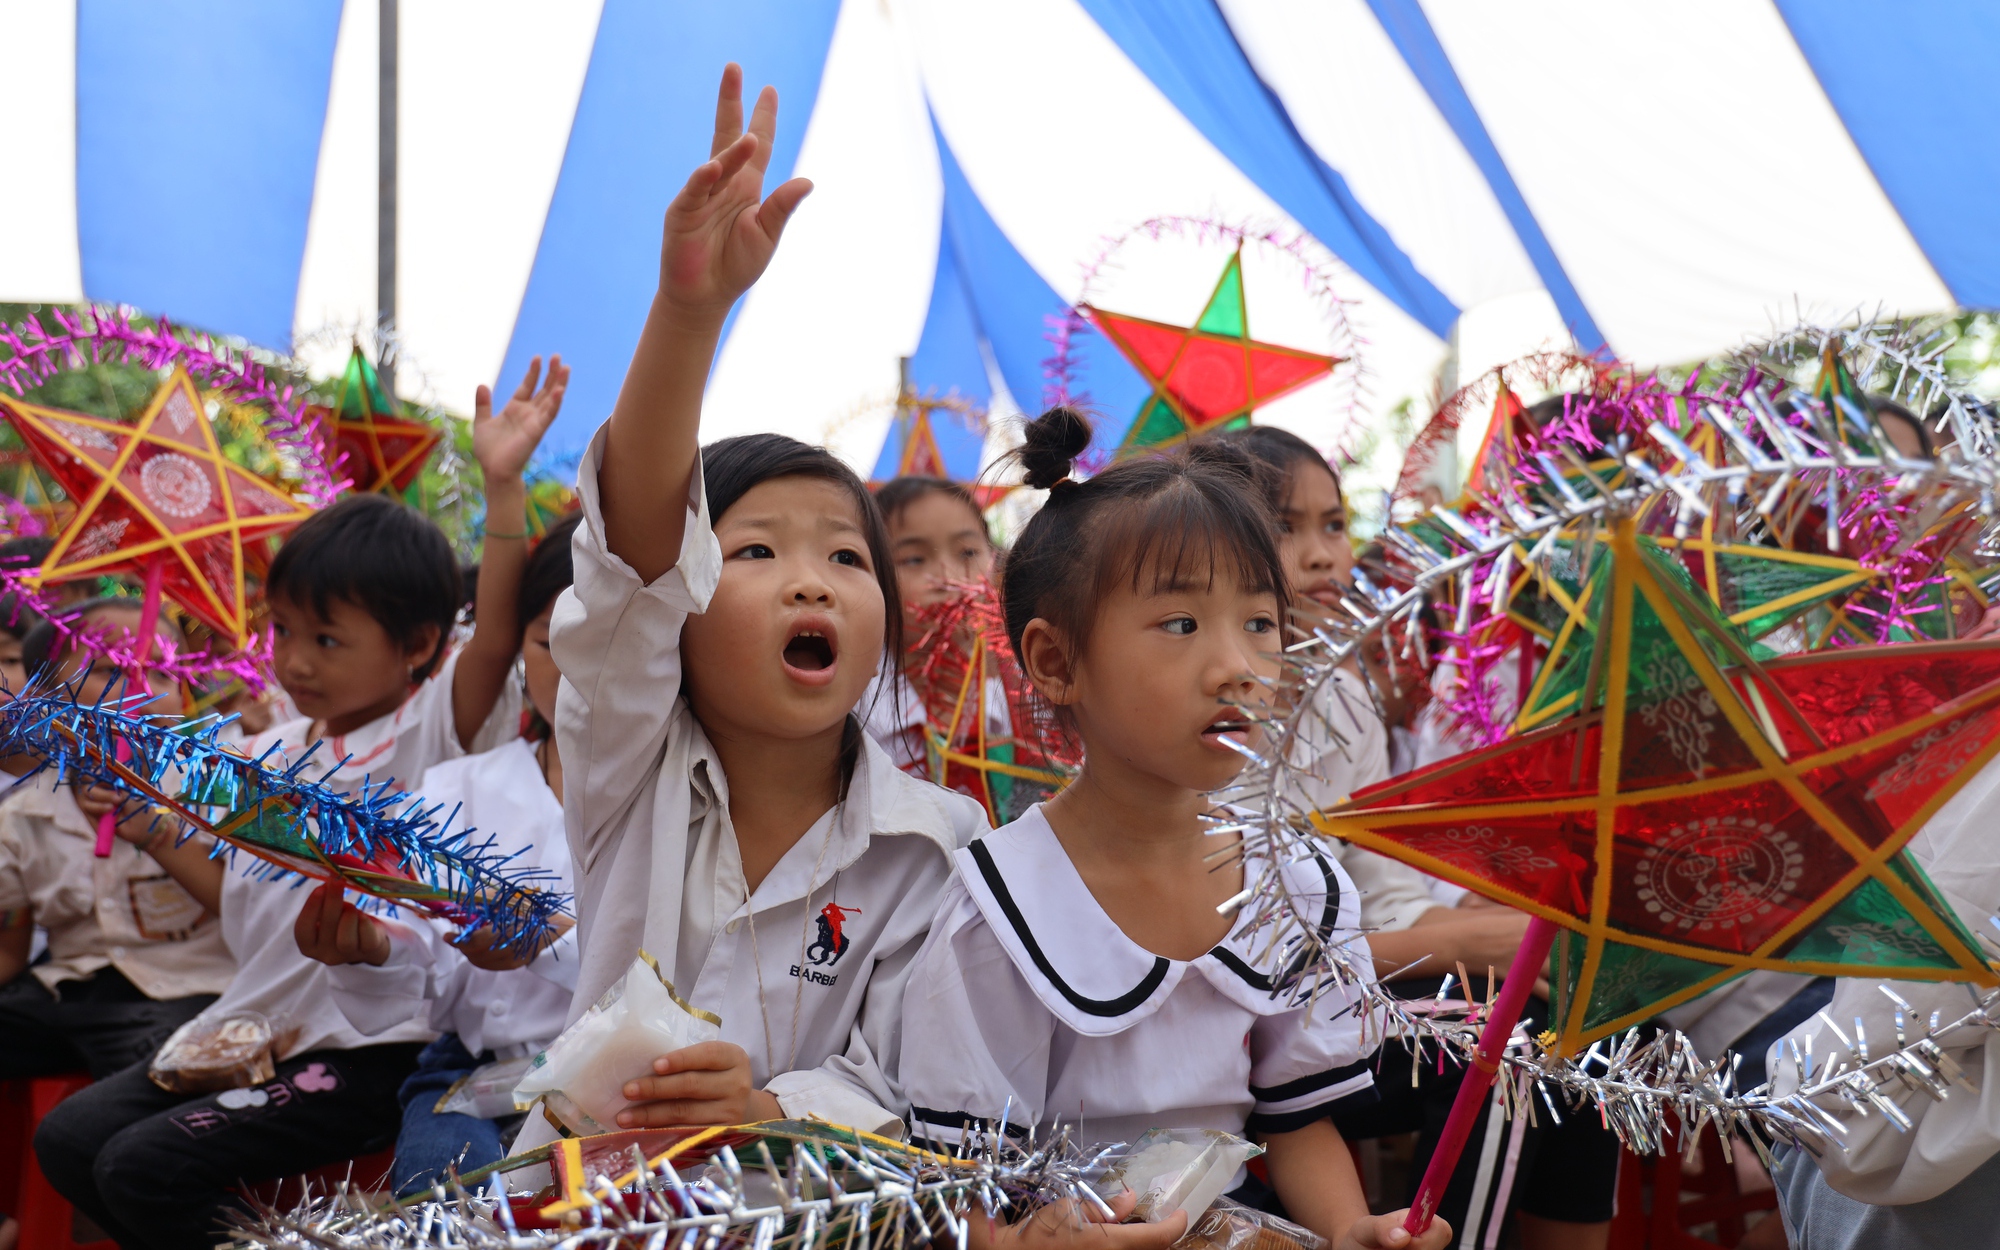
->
[1178, 1198, 1327, 1250]
[1100, 1128, 1263, 1226]
[513, 952, 721, 1136]
[148, 1011, 281, 1093]
[435, 1055, 538, 1119]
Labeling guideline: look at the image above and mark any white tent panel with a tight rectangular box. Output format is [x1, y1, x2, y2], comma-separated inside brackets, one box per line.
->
[397, 0, 603, 409]
[704, 0, 945, 470]
[1421, 0, 1951, 365]
[0, 0, 84, 305]
[292, 0, 379, 378]
[1221, 0, 1541, 312]
[905, 0, 1445, 438]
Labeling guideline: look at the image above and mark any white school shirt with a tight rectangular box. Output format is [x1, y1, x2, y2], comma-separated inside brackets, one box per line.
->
[900, 806, 1378, 1156]
[0, 772, 235, 999]
[186, 649, 521, 1060]
[549, 423, 988, 1135]
[1288, 669, 1447, 933]
[1767, 753, 2000, 1205]
[325, 737, 576, 1059]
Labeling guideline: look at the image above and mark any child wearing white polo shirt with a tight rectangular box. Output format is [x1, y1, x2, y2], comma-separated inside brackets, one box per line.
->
[33, 357, 567, 1249]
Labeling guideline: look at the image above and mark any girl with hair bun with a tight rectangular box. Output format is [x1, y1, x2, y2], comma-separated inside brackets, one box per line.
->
[900, 410, 1446, 1250]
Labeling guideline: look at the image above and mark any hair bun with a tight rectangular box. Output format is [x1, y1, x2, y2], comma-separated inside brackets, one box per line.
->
[1019, 406, 1093, 491]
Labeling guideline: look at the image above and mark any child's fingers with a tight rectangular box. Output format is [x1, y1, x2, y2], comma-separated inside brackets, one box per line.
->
[621, 1068, 734, 1105]
[513, 355, 543, 401]
[614, 1096, 734, 1129]
[655, 1040, 747, 1075]
[746, 83, 780, 155]
[472, 383, 492, 423]
[706, 132, 759, 192]
[709, 62, 744, 159]
[1092, 1212, 1185, 1250]
[755, 177, 814, 244]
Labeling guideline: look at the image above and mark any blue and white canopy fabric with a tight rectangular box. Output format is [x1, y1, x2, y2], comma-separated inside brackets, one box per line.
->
[2, 0, 1989, 473]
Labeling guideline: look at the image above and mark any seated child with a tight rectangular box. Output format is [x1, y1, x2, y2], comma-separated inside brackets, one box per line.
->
[0, 599, 232, 1082]
[527, 64, 985, 1152]
[1221, 427, 1581, 1247]
[33, 355, 567, 1249]
[899, 410, 1447, 1250]
[862, 475, 999, 772]
[293, 514, 581, 1194]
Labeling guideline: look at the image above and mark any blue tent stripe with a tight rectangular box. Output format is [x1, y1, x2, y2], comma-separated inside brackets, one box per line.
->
[907, 227, 993, 414]
[1363, 0, 1607, 351]
[501, 0, 842, 454]
[875, 228, 993, 481]
[1775, 0, 2000, 309]
[1075, 0, 1458, 338]
[932, 117, 1150, 450]
[75, 0, 341, 349]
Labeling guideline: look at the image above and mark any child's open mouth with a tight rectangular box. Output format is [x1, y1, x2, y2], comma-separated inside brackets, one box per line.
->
[1200, 710, 1253, 749]
[781, 621, 840, 685]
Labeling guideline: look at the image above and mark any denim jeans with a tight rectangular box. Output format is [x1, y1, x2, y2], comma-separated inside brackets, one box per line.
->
[392, 1033, 523, 1195]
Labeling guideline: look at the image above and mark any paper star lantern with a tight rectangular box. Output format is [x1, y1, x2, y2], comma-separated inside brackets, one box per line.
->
[314, 346, 439, 495]
[1081, 246, 1341, 455]
[0, 366, 313, 645]
[1315, 516, 2000, 1053]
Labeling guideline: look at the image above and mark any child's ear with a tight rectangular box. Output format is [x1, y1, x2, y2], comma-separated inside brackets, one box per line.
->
[1017, 618, 1078, 706]
[405, 622, 444, 675]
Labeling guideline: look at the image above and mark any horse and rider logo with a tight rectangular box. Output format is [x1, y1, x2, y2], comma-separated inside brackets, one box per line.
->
[807, 903, 861, 966]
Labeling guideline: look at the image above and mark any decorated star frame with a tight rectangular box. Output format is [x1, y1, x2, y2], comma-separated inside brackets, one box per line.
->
[0, 365, 313, 645]
[314, 345, 441, 495]
[1313, 515, 2000, 1052]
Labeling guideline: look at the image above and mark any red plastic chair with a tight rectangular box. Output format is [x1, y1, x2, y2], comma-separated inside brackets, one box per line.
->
[0, 1075, 114, 1250]
[1609, 1112, 1778, 1249]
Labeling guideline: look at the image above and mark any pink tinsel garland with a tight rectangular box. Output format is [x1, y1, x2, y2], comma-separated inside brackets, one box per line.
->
[0, 306, 340, 505]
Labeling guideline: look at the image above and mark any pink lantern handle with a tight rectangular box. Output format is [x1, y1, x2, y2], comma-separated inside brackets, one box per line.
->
[94, 557, 164, 858]
[1401, 915, 1562, 1237]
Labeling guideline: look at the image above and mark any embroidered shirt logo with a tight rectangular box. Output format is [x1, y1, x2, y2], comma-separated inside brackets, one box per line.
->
[806, 903, 861, 967]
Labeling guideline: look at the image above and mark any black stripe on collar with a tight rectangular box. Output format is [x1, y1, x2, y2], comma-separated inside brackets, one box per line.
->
[968, 839, 1169, 1017]
[1206, 851, 1347, 990]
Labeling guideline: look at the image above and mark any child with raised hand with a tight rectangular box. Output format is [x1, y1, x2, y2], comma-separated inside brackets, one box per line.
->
[540, 63, 984, 1146]
[32, 358, 566, 1249]
[899, 410, 1447, 1250]
[291, 514, 582, 1195]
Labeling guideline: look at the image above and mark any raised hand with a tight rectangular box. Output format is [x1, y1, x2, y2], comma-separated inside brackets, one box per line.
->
[657, 63, 813, 322]
[473, 354, 568, 482]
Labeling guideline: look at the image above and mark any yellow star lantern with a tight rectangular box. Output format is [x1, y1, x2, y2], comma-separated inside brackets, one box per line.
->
[0, 366, 314, 646]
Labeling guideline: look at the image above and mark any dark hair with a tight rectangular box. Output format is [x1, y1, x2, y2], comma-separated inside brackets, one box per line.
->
[22, 595, 184, 675]
[1212, 426, 1340, 515]
[518, 513, 581, 632]
[875, 476, 988, 540]
[1870, 395, 1932, 457]
[700, 433, 903, 675]
[1001, 406, 1289, 666]
[266, 493, 460, 682]
[0, 537, 54, 573]
[0, 591, 43, 643]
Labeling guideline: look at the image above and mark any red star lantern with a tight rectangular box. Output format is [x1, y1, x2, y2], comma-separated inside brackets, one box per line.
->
[313, 346, 440, 495]
[0, 366, 314, 645]
[1315, 516, 2000, 1053]
[1081, 246, 1342, 455]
